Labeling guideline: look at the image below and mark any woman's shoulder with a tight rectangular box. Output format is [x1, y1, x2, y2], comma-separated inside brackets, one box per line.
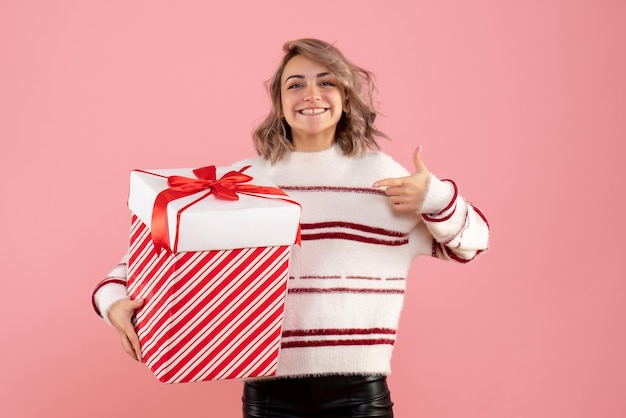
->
[357, 148, 410, 178]
[226, 155, 271, 175]
[229, 155, 265, 167]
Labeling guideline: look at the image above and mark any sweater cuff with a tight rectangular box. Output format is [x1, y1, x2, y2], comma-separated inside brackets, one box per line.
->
[420, 175, 456, 215]
[94, 283, 129, 327]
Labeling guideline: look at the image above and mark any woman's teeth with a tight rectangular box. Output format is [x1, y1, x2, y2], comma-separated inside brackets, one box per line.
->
[299, 108, 326, 115]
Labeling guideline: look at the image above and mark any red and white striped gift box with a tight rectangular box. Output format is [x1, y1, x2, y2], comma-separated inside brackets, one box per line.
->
[127, 215, 291, 383]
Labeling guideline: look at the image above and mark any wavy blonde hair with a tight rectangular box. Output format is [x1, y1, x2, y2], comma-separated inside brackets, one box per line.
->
[252, 38, 389, 163]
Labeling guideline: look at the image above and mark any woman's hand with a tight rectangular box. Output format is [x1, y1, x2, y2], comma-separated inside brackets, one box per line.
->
[374, 146, 431, 212]
[108, 298, 144, 362]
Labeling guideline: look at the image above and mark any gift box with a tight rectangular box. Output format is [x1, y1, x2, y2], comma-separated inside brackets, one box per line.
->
[126, 165, 300, 383]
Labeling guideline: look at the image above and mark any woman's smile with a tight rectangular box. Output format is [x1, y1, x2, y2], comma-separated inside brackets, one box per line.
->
[298, 107, 329, 115]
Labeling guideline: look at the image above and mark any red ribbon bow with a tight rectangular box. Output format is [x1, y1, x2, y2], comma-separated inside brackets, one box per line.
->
[144, 165, 300, 253]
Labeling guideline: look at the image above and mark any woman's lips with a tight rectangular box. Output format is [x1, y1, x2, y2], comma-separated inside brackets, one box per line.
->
[298, 108, 328, 115]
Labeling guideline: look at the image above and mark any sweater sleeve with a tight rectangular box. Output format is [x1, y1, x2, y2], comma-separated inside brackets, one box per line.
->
[416, 175, 490, 262]
[91, 254, 130, 326]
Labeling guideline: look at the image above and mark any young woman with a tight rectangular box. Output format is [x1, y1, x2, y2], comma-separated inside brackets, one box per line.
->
[93, 38, 490, 418]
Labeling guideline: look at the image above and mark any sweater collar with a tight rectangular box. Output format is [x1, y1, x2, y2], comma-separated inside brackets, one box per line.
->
[281, 143, 344, 166]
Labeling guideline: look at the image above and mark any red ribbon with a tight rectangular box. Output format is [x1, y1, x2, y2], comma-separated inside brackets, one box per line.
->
[140, 165, 301, 253]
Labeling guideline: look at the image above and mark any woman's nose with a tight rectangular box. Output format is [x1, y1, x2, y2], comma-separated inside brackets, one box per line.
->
[304, 84, 321, 101]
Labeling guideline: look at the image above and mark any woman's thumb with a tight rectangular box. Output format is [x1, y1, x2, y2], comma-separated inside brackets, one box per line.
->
[413, 146, 425, 171]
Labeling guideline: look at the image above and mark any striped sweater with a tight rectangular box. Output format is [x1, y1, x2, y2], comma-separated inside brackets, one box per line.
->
[92, 144, 489, 378]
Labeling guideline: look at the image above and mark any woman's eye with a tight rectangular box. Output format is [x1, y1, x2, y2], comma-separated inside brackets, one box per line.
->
[287, 83, 302, 90]
[321, 81, 335, 87]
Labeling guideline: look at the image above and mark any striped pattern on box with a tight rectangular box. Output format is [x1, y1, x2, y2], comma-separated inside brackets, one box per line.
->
[127, 215, 291, 383]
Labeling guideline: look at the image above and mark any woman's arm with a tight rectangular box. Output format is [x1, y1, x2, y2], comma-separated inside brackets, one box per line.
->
[375, 147, 489, 262]
[92, 255, 129, 321]
[419, 176, 489, 262]
[92, 255, 144, 361]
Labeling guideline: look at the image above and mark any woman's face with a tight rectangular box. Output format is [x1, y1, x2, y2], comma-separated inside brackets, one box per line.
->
[280, 54, 345, 151]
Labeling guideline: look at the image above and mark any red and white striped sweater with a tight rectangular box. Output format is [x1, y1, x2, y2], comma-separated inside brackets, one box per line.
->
[93, 144, 489, 377]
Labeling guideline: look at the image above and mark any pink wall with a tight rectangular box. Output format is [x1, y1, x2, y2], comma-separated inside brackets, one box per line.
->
[2, 0, 625, 417]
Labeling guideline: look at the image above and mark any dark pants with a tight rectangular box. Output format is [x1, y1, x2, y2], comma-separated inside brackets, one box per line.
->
[242, 374, 394, 418]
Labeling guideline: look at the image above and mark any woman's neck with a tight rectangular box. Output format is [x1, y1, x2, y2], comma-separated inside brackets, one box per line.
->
[291, 131, 335, 152]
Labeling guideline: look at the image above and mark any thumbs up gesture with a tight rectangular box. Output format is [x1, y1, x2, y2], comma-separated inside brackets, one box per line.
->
[374, 146, 431, 213]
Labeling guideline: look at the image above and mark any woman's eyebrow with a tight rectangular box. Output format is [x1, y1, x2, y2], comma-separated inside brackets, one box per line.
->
[284, 72, 331, 83]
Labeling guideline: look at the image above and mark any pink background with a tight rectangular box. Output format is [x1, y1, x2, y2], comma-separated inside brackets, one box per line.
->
[2, 0, 625, 417]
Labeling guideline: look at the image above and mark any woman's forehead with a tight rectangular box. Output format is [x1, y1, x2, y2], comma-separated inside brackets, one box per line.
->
[282, 55, 331, 80]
